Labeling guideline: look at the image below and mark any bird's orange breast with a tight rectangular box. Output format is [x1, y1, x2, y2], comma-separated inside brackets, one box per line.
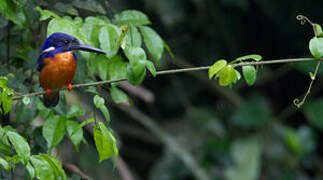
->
[39, 52, 77, 90]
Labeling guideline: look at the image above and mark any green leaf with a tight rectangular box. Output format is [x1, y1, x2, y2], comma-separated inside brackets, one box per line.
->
[107, 55, 128, 80]
[140, 26, 164, 65]
[234, 54, 262, 62]
[37, 101, 54, 119]
[163, 40, 175, 59]
[314, 24, 323, 36]
[26, 162, 35, 179]
[231, 96, 271, 128]
[80, 16, 106, 47]
[208, 59, 227, 79]
[284, 128, 302, 156]
[126, 63, 146, 85]
[114, 10, 151, 25]
[235, 70, 241, 81]
[6, 130, 30, 164]
[124, 47, 147, 77]
[304, 98, 323, 130]
[42, 115, 66, 150]
[99, 24, 121, 58]
[47, 18, 77, 37]
[93, 122, 118, 163]
[39, 154, 66, 180]
[71, 118, 95, 137]
[122, 25, 142, 49]
[0, 157, 11, 171]
[225, 137, 261, 180]
[22, 97, 30, 105]
[309, 37, 323, 58]
[218, 65, 236, 86]
[30, 155, 55, 180]
[0, 0, 25, 26]
[100, 106, 110, 125]
[242, 65, 256, 86]
[93, 95, 105, 108]
[66, 120, 83, 151]
[145, 60, 157, 77]
[94, 55, 110, 80]
[110, 86, 130, 104]
[67, 105, 85, 119]
[0, 76, 8, 88]
[1, 87, 13, 115]
[35, 6, 60, 21]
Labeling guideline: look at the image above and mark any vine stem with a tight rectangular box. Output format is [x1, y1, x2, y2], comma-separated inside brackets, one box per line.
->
[12, 57, 323, 101]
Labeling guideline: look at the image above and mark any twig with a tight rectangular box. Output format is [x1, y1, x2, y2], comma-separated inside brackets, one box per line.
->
[12, 57, 323, 101]
[63, 163, 90, 180]
[116, 156, 136, 180]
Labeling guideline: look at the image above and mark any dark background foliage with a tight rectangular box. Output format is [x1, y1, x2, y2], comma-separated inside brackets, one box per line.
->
[2, 0, 323, 179]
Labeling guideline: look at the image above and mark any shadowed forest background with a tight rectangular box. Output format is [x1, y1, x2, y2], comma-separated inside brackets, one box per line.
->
[2, 0, 323, 179]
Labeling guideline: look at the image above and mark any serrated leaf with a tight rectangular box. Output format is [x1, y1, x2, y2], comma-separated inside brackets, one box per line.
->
[140, 26, 164, 65]
[114, 10, 151, 25]
[242, 65, 256, 86]
[93, 95, 105, 108]
[6, 131, 30, 164]
[67, 105, 85, 119]
[235, 54, 262, 62]
[99, 24, 121, 58]
[309, 37, 323, 58]
[30, 155, 55, 180]
[219, 65, 236, 86]
[42, 115, 66, 150]
[208, 60, 227, 79]
[66, 120, 83, 151]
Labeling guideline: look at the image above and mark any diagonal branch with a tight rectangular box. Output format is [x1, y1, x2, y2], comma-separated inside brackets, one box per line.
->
[12, 57, 323, 100]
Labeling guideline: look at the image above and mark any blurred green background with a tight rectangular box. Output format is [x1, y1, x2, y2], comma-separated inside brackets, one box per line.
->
[2, 0, 323, 179]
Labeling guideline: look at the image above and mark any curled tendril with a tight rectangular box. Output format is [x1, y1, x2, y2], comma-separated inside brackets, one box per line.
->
[296, 15, 314, 26]
[293, 98, 303, 108]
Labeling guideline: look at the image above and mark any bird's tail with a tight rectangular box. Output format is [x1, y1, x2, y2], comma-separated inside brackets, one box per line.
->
[42, 91, 60, 107]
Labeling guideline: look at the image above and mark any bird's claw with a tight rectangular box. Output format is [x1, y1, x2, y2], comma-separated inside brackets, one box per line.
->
[46, 89, 51, 96]
[67, 83, 72, 91]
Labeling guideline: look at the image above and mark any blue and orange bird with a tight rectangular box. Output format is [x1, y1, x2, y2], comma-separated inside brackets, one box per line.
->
[38, 32, 105, 107]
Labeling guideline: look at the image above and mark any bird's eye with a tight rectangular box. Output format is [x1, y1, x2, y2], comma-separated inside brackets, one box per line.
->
[64, 40, 69, 44]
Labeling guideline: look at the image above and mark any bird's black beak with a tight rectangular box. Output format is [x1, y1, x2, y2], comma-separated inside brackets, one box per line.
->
[71, 44, 106, 54]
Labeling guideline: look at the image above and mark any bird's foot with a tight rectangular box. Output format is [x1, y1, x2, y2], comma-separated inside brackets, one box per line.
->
[67, 83, 72, 91]
[46, 89, 51, 96]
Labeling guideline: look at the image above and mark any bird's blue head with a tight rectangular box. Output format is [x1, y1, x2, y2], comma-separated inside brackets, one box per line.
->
[38, 32, 105, 71]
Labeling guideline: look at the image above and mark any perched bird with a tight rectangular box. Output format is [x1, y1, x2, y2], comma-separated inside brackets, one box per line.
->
[38, 32, 105, 107]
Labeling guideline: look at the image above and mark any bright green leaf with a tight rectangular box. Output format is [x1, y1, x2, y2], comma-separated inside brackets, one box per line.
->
[235, 54, 262, 62]
[1, 88, 13, 115]
[42, 115, 66, 150]
[99, 24, 121, 58]
[100, 106, 110, 125]
[219, 65, 236, 86]
[208, 59, 227, 79]
[0, 157, 11, 171]
[30, 155, 55, 180]
[124, 47, 147, 77]
[145, 60, 157, 77]
[26, 162, 35, 179]
[93, 95, 105, 108]
[71, 118, 95, 137]
[107, 55, 128, 80]
[66, 120, 83, 151]
[242, 65, 256, 86]
[6, 130, 30, 164]
[122, 25, 142, 49]
[94, 55, 110, 80]
[309, 37, 323, 58]
[114, 10, 151, 25]
[140, 26, 164, 65]
[67, 105, 85, 119]
[93, 123, 113, 162]
[39, 154, 66, 180]
[0, 76, 8, 88]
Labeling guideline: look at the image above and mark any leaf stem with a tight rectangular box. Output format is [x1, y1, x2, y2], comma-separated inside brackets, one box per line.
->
[12, 57, 323, 101]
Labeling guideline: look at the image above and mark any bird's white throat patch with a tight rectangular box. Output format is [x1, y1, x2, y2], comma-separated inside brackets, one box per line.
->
[42, 46, 55, 53]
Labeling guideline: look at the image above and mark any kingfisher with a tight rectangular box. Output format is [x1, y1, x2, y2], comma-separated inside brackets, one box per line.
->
[38, 32, 105, 107]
